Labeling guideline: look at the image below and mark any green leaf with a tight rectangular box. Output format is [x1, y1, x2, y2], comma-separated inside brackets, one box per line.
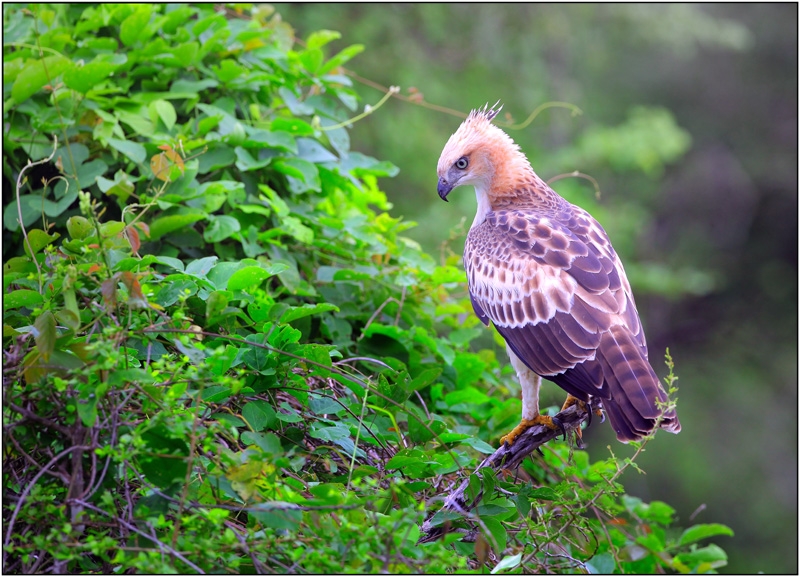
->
[148, 213, 206, 241]
[306, 29, 342, 50]
[529, 487, 558, 501]
[139, 425, 189, 489]
[308, 397, 344, 415]
[227, 264, 287, 291]
[309, 422, 350, 442]
[408, 367, 442, 392]
[116, 109, 154, 137]
[119, 6, 153, 47]
[106, 138, 146, 164]
[270, 117, 314, 136]
[461, 436, 496, 454]
[212, 59, 247, 83]
[241, 431, 282, 453]
[12, 55, 74, 103]
[679, 523, 734, 546]
[481, 517, 507, 553]
[674, 543, 728, 568]
[296, 138, 338, 163]
[275, 159, 321, 194]
[76, 388, 100, 427]
[202, 385, 232, 403]
[203, 214, 240, 243]
[386, 452, 428, 475]
[157, 41, 200, 68]
[300, 48, 323, 74]
[186, 256, 219, 278]
[149, 99, 177, 131]
[248, 504, 302, 532]
[637, 531, 665, 553]
[77, 158, 109, 188]
[198, 145, 236, 173]
[4, 289, 44, 310]
[277, 216, 313, 244]
[154, 278, 197, 307]
[22, 229, 59, 257]
[234, 146, 273, 172]
[62, 60, 119, 93]
[639, 499, 675, 526]
[319, 44, 365, 75]
[97, 170, 136, 203]
[491, 553, 522, 574]
[280, 302, 339, 323]
[244, 129, 297, 153]
[33, 310, 56, 361]
[242, 400, 278, 432]
[586, 553, 616, 574]
[3, 56, 26, 86]
[205, 290, 228, 320]
[172, 77, 218, 94]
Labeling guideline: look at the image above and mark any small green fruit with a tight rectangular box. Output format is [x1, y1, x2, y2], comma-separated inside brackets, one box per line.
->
[66, 216, 93, 240]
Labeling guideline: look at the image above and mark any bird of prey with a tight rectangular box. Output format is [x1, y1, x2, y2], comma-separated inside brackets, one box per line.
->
[436, 103, 680, 445]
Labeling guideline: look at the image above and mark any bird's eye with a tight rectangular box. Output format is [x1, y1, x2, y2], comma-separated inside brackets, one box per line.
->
[455, 156, 469, 170]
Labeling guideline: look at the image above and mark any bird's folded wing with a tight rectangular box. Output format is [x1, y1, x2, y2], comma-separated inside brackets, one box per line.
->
[465, 209, 645, 389]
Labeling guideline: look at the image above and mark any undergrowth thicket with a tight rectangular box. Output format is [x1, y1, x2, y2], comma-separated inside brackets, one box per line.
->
[2, 4, 731, 573]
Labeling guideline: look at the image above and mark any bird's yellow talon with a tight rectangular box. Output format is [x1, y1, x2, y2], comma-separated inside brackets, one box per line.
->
[500, 415, 560, 446]
[560, 394, 584, 412]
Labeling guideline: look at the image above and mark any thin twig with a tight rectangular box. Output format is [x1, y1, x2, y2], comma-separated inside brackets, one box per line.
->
[14, 135, 58, 290]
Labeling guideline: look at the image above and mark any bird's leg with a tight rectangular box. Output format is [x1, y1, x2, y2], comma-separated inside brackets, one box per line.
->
[500, 348, 562, 446]
[559, 394, 586, 443]
[557, 395, 604, 445]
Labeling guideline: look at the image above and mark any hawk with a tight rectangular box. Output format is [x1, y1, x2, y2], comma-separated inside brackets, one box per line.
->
[436, 104, 680, 445]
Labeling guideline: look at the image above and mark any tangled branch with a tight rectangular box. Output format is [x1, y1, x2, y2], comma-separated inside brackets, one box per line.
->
[418, 402, 590, 543]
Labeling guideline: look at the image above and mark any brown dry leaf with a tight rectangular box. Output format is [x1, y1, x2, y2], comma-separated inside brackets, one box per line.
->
[126, 225, 141, 253]
[151, 145, 185, 182]
[101, 277, 118, 309]
[150, 153, 171, 182]
[133, 221, 150, 238]
[119, 271, 149, 309]
[474, 532, 488, 566]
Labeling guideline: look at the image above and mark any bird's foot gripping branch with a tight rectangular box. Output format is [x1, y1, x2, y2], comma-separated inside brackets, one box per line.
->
[419, 402, 590, 545]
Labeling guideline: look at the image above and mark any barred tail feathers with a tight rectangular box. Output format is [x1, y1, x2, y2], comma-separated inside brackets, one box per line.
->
[597, 326, 680, 443]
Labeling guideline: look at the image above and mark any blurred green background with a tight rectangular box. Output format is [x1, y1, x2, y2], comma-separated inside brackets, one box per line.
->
[276, 4, 797, 573]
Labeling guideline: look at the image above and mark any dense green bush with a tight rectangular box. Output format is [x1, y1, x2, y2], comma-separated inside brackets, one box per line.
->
[3, 4, 732, 573]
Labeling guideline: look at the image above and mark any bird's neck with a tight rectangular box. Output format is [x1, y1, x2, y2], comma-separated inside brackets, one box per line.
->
[471, 154, 559, 228]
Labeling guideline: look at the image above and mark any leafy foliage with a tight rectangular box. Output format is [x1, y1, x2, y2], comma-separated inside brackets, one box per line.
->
[3, 4, 731, 573]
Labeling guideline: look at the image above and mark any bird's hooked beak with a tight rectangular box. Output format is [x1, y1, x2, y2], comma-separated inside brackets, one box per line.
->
[437, 177, 453, 202]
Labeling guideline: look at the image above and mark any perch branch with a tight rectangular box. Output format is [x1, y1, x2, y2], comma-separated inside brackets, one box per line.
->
[418, 402, 589, 543]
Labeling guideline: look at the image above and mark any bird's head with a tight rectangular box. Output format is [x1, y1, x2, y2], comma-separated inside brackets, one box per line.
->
[436, 103, 530, 202]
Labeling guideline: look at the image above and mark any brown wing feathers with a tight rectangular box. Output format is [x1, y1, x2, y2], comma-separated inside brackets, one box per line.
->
[466, 205, 680, 442]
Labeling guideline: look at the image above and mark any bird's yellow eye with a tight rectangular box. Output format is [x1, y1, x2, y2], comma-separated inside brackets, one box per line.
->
[455, 156, 469, 170]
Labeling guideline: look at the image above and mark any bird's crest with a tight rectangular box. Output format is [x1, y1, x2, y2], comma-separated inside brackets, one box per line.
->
[467, 101, 503, 123]
[439, 101, 512, 169]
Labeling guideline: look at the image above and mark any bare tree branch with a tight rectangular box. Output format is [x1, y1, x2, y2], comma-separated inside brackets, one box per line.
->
[418, 402, 589, 543]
